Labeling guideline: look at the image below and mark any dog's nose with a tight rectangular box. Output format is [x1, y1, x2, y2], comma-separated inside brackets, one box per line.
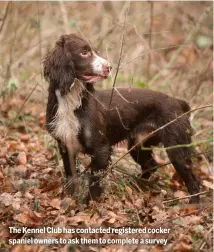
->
[103, 65, 112, 75]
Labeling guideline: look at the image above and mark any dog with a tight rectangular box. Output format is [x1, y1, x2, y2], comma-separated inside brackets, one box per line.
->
[43, 34, 200, 204]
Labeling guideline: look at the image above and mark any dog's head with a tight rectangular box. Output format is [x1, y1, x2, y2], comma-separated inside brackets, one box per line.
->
[43, 34, 111, 95]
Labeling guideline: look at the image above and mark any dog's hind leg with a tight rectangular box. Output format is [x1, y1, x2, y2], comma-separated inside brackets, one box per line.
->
[128, 135, 159, 179]
[163, 123, 200, 203]
[128, 123, 160, 179]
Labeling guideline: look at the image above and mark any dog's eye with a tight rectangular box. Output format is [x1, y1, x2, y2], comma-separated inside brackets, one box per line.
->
[80, 50, 91, 57]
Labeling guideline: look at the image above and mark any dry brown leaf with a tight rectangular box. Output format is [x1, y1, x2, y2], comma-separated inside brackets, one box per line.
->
[180, 215, 202, 227]
[39, 112, 46, 126]
[0, 226, 9, 240]
[125, 185, 133, 197]
[187, 48, 196, 65]
[97, 217, 109, 225]
[134, 198, 144, 208]
[15, 164, 27, 174]
[0, 170, 4, 180]
[67, 216, 87, 226]
[152, 245, 164, 252]
[61, 198, 76, 212]
[171, 172, 183, 185]
[108, 217, 116, 224]
[49, 198, 61, 210]
[11, 245, 25, 252]
[42, 167, 53, 174]
[173, 241, 192, 251]
[152, 208, 168, 221]
[25, 191, 34, 200]
[16, 143, 27, 152]
[14, 211, 44, 226]
[200, 164, 212, 176]
[202, 180, 214, 190]
[125, 200, 134, 208]
[20, 134, 30, 142]
[0, 192, 21, 210]
[174, 190, 187, 199]
[41, 178, 61, 192]
[17, 152, 27, 165]
[179, 234, 192, 244]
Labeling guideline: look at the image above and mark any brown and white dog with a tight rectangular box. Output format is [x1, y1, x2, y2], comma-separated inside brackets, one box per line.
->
[43, 34, 200, 204]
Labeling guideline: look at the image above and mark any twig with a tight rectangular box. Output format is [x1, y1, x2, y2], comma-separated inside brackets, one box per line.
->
[140, 138, 212, 151]
[107, 2, 130, 113]
[37, 2, 44, 106]
[146, 1, 154, 79]
[163, 191, 210, 204]
[141, 150, 212, 176]
[152, 206, 208, 228]
[198, 225, 213, 250]
[3, 3, 20, 92]
[115, 106, 130, 130]
[119, 44, 189, 69]
[113, 87, 132, 104]
[59, 0, 69, 34]
[0, 1, 11, 36]
[10, 80, 39, 125]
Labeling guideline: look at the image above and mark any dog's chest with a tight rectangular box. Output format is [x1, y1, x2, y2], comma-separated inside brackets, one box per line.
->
[51, 84, 84, 147]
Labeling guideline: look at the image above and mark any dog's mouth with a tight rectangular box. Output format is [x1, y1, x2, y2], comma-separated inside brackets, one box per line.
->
[82, 74, 108, 82]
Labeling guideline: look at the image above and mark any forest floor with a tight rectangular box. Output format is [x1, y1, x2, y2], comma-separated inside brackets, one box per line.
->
[0, 95, 213, 252]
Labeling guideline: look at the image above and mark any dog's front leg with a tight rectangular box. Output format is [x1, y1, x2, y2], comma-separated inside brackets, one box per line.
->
[87, 142, 112, 202]
[58, 141, 77, 194]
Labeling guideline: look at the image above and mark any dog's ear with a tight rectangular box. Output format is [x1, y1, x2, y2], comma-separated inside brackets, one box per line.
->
[43, 35, 75, 96]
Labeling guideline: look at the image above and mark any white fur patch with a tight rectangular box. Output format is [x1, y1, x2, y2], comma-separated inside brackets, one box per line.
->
[92, 52, 111, 75]
[50, 80, 85, 148]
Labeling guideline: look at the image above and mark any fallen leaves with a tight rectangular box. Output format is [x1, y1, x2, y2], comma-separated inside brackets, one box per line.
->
[125, 185, 133, 197]
[20, 134, 30, 143]
[14, 210, 44, 226]
[49, 198, 61, 210]
[17, 152, 27, 165]
[202, 180, 214, 190]
[173, 190, 187, 199]
[0, 95, 213, 252]
[173, 241, 192, 251]
[0, 192, 21, 210]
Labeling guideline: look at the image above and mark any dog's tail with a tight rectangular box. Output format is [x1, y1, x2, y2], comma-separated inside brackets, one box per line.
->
[176, 98, 191, 113]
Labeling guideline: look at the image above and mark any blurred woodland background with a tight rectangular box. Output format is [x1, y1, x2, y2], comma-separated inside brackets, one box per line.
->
[0, 1, 213, 251]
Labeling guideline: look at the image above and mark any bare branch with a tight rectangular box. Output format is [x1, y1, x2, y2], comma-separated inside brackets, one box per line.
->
[115, 106, 130, 130]
[198, 225, 213, 250]
[59, 0, 69, 34]
[163, 191, 211, 204]
[140, 138, 212, 151]
[0, 1, 11, 36]
[119, 44, 189, 69]
[11, 79, 39, 125]
[146, 1, 154, 79]
[113, 87, 132, 104]
[107, 2, 130, 113]
[152, 206, 209, 229]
